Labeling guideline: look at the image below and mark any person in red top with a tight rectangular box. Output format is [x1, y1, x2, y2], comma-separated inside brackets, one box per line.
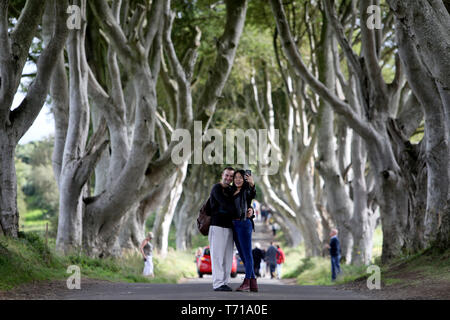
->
[276, 245, 286, 279]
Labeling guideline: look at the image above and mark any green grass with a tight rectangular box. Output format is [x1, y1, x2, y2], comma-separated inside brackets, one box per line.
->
[282, 245, 306, 278]
[281, 225, 450, 289]
[285, 255, 368, 285]
[382, 278, 405, 286]
[0, 232, 197, 291]
[0, 233, 66, 291]
[378, 247, 450, 285]
[282, 225, 384, 285]
[19, 209, 50, 236]
[24, 209, 46, 221]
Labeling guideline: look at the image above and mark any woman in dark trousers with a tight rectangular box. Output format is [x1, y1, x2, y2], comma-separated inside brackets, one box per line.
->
[231, 169, 257, 292]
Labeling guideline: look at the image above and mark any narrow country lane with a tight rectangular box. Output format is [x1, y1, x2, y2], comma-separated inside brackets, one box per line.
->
[49, 276, 369, 300]
[39, 219, 370, 300]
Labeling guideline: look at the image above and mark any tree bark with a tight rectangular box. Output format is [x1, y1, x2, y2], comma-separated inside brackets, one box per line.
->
[0, 141, 18, 236]
[81, 0, 248, 257]
[388, 0, 450, 251]
[270, 0, 422, 263]
[56, 0, 109, 254]
[350, 133, 377, 265]
[156, 162, 188, 257]
[315, 15, 354, 263]
[0, 0, 69, 237]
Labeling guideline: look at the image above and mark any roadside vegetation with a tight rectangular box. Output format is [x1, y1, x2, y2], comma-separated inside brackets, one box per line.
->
[0, 232, 197, 291]
[282, 225, 382, 285]
[281, 225, 449, 295]
[0, 138, 200, 291]
[6, 139, 448, 294]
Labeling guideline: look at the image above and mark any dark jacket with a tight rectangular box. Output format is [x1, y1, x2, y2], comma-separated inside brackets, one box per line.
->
[252, 247, 265, 267]
[329, 236, 341, 257]
[265, 245, 278, 264]
[232, 183, 256, 229]
[209, 183, 235, 228]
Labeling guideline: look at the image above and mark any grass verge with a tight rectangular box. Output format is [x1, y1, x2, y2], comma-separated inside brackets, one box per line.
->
[0, 232, 197, 291]
[282, 240, 449, 296]
[282, 225, 384, 285]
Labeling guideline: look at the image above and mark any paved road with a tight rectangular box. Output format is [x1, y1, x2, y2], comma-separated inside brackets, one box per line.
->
[54, 220, 370, 300]
[57, 275, 370, 300]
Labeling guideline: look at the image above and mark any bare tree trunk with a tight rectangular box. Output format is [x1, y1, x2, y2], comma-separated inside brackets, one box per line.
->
[119, 177, 176, 253]
[0, 0, 69, 237]
[298, 162, 325, 257]
[174, 195, 193, 251]
[389, 0, 450, 251]
[56, 1, 109, 254]
[158, 162, 188, 257]
[0, 142, 18, 236]
[270, 0, 421, 262]
[175, 165, 211, 251]
[80, 0, 247, 257]
[350, 134, 377, 265]
[277, 214, 303, 247]
[315, 16, 354, 263]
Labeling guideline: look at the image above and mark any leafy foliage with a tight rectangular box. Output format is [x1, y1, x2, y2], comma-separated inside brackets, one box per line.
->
[15, 138, 58, 235]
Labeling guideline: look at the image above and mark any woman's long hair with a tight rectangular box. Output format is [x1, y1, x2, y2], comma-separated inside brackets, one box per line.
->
[232, 169, 249, 192]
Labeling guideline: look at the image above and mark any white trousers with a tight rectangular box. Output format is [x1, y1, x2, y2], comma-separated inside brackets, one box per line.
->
[143, 255, 154, 276]
[260, 261, 266, 277]
[208, 225, 234, 289]
[276, 263, 283, 279]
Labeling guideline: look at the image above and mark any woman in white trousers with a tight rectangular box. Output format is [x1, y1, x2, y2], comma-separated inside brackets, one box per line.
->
[140, 232, 154, 277]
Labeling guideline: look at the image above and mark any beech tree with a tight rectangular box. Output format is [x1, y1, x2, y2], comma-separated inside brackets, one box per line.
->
[244, 1, 378, 263]
[0, 0, 69, 237]
[49, 0, 248, 257]
[243, 64, 323, 256]
[270, 0, 447, 262]
[387, 0, 450, 251]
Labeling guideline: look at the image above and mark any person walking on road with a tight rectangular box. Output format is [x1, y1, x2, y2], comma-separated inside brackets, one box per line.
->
[276, 245, 285, 279]
[260, 248, 267, 278]
[231, 169, 257, 292]
[252, 242, 265, 278]
[265, 242, 278, 279]
[271, 222, 279, 236]
[325, 228, 341, 281]
[208, 167, 236, 292]
[140, 232, 154, 277]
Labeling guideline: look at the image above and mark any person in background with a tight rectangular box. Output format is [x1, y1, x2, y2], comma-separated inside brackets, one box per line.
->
[266, 210, 273, 226]
[195, 247, 203, 263]
[140, 232, 154, 278]
[325, 228, 341, 281]
[260, 205, 268, 224]
[265, 242, 278, 279]
[251, 200, 260, 221]
[276, 244, 285, 279]
[252, 242, 265, 278]
[271, 222, 279, 237]
[260, 247, 267, 278]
